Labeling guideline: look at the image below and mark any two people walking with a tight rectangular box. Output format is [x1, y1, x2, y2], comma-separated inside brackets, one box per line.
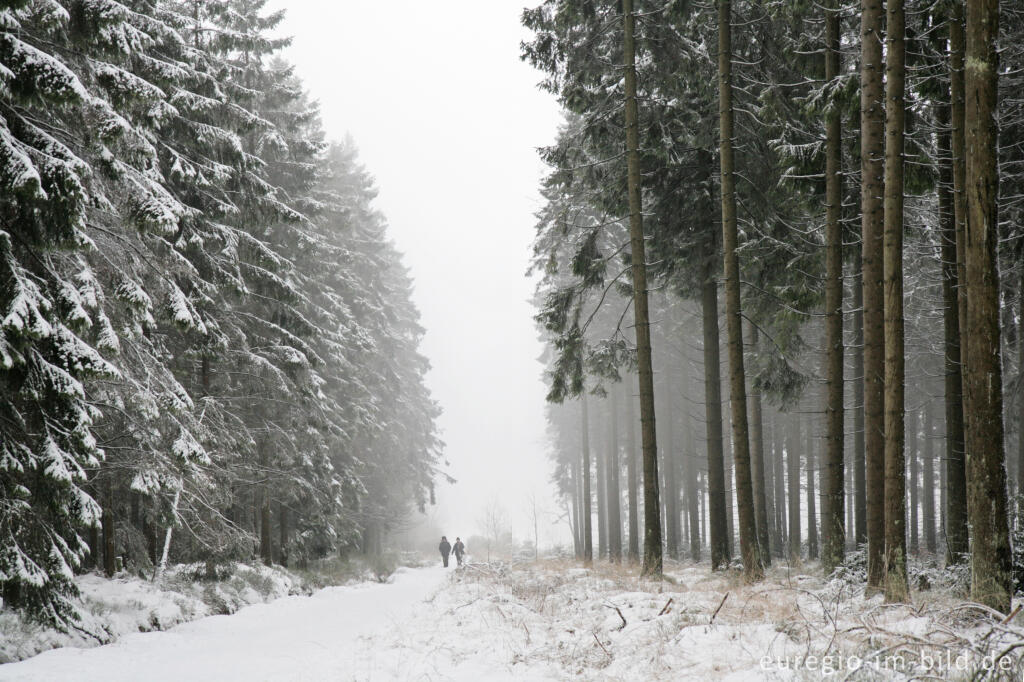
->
[438, 536, 465, 567]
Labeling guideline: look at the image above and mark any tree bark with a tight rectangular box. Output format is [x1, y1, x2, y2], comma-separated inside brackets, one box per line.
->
[703, 273, 730, 569]
[821, 0, 845, 573]
[947, 0, 970, 563]
[860, 0, 886, 593]
[963, 0, 1011, 612]
[748, 328, 771, 567]
[622, 0, 662, 578]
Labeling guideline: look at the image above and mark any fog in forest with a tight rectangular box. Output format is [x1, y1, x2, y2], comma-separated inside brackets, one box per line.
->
[272, 0, 568, 549]
[3, 0, 1024, 677]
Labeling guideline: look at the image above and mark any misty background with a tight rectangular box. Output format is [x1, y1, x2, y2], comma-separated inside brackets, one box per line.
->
[271, 1, 567, 547]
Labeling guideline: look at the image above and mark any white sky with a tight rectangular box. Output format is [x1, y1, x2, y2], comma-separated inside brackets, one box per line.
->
[270, 2, 569, 547]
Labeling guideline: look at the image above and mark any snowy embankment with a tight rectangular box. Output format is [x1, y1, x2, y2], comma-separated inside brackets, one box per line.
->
[4, 559, 1023, 680]
[0, 563, 306, 664]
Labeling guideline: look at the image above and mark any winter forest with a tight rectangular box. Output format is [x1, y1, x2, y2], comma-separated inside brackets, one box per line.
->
[0, 0, 442, 638]
[531, 0, 1020, 605]
[2, 0, 1024, 679]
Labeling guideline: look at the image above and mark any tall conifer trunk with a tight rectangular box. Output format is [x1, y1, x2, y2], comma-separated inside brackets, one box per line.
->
[883, 0, 909, 603]
[622, 0, 662, 577]
[963, 0, 1011, 612]
[749, 328, 771, 567]
[936, 90, 966, 563]
[717, 0, 760, 580]
[947, 1, 970, 563]
[860, 0, 886, 593]
[821, 0, 845, 573]
[703, 272, 730, 569]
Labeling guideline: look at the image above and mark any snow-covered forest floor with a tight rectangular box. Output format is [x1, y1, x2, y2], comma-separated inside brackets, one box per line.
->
[3, 557, 1024, 680]
[389, 558, 1024, 680]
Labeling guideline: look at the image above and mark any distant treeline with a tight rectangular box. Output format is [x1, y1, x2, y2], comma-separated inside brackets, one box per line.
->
[0, 0, 442, 628]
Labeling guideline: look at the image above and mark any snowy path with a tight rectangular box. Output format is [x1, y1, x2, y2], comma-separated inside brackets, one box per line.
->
[0, 566, 451, 682]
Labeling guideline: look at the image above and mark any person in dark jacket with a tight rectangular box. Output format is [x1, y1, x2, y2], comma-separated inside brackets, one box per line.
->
[439, 536, 451, 567]
[452, 537, 465, 567]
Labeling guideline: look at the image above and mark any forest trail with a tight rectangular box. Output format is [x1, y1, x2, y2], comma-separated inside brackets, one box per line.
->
[0, 566, 450, 682]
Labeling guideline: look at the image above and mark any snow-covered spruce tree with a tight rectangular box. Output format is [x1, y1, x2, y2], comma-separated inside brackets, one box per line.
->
[0, 0, 121, 626]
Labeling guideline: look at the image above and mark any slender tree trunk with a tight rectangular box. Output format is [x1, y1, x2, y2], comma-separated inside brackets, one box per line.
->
[625, 381, 640, 561]
[923, 402, 937, 553]
[608, 388, 622, 562]
[597, 414, 608, 560]
[764, 401, 778, 557]
[278, 503, 289, 567]
[582, 394, 593, 565]
[571, 451, 582, 559]
[623, 0, 662, 577]
[882, 0, 909, 603]
[703, 273, 730, 569]
[909, 407, 919, 555]
[936, 90, 966, 564]
[664, 359, 679, 560]
[724, 423, 734, 554]
[102, 500, 116, 578]
[773, 413, 787, 556]
[748, 328, 771, 567]
[860, 0, 886, 593]
[806, 420, 818, 560]
[718, 0, 761, 579]
[684, 391, 701, 562]
[821, 0, 845, 573]
[787, 415, 801, 562]
[947, 1, 970, 563]
[963, 0, 1011, 612]
[853, 259, 867, 545]
[260, 490, 272, 566]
